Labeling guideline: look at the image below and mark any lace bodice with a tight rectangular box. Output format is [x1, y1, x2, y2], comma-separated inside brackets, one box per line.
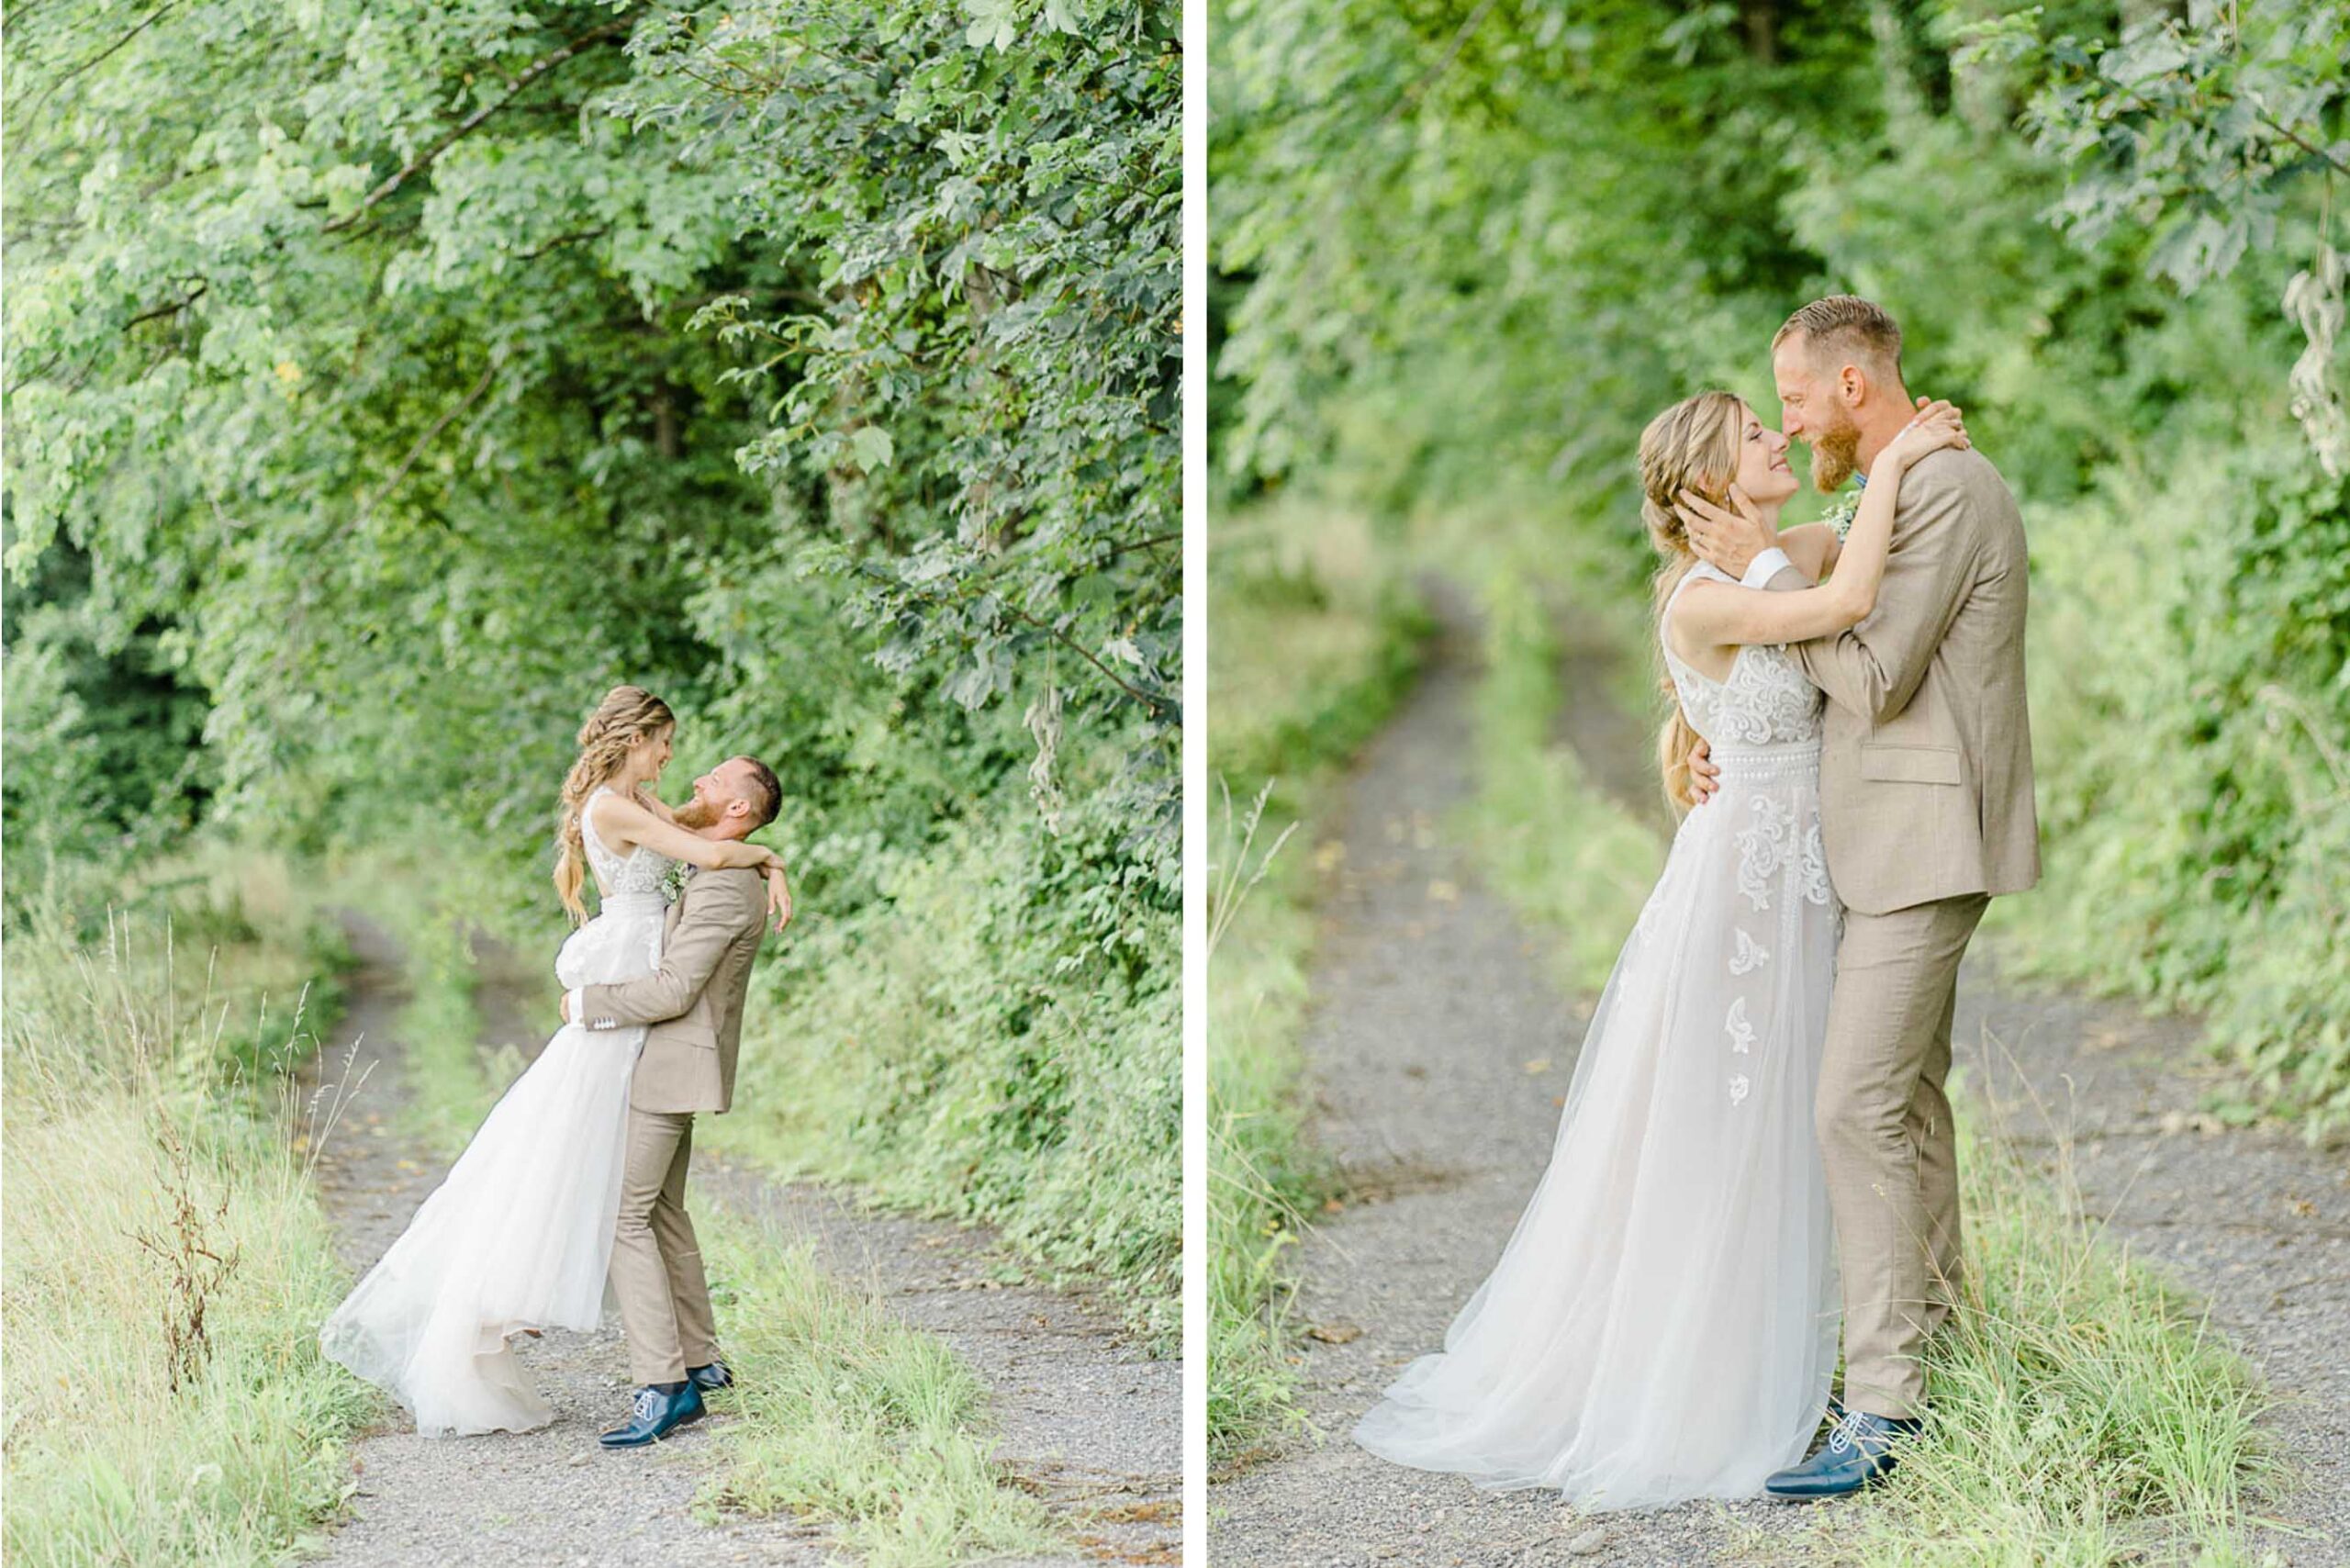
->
[581, 786, 680, 899]
[1662, 564, 1824, 749]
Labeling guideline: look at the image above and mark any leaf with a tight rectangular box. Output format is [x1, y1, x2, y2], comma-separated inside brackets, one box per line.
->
[847, 424, 896, 473]
[963, 0, 1019, 51]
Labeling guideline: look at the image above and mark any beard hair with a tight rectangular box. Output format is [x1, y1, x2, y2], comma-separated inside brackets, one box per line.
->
[672, 797, 718, 830]
[1810, 413, 1862, 493]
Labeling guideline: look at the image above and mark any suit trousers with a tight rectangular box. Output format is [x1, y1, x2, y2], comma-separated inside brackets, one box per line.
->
[612, 1105, 719, 1385]
[1818, 891, 1988, 1420]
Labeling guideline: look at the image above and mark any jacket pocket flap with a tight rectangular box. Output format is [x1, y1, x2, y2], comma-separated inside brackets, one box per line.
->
[1860, 744, 1963, 785]
[666, 1019, 721, 1050]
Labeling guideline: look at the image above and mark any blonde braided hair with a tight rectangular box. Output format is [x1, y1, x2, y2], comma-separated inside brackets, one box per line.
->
[1636, 391, 1744, 813]
[554, 685, 676, 923]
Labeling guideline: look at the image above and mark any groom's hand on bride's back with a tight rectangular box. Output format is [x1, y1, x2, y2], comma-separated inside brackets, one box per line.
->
[1686, 737, 1721, 805]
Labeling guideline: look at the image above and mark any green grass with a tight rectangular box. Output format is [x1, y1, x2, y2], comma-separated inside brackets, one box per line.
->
[1442, 532, 2281, 1562]
[703, 785, 1183, 1350]
[363, 862, 1063, 1563]
[1206, 780, 1327, 1469]
[1, 856, 375, 1566]
[1206, 498, 1429, 1466]
[391, 906, 497, 1160]
[1458, 564, 1666, 994]
[1744, 1095, 2274, 1565]
[690, 1207, 1058, 1568]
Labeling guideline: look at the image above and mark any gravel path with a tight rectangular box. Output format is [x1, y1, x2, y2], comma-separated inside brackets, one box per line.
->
[1207, 585, 2349, 1566]
[302, 915, 1178, 1567]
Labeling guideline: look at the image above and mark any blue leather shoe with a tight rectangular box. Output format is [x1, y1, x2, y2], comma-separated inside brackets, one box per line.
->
[687, 1360, 733, 1393]
[598, 1383, 705, 1449]
[1764, 1409, 1922, 1501]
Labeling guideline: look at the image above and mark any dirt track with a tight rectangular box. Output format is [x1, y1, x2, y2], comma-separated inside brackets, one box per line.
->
[1206, 588, 2348, 1566]
[301, 915, 1180, 1566]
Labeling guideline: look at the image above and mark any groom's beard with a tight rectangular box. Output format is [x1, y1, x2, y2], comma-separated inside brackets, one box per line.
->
[1810, 415, 1862, 492]
[672, 798, 719, 830]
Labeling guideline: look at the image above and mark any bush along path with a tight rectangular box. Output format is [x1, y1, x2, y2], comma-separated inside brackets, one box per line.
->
[1207, 588, 2346, 1566]
[301, 913, 1179, 1567]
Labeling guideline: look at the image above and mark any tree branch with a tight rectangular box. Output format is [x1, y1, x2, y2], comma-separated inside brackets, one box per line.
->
[353, 357, 503, 522]
[1382, 0, 1499, 127]
[124, 278, 208, 330]
[519, 226, 610, 261]
[2255, 109, 2350, 181]
[22, 0, 183, 122]
[323, 10, 642, 234]
[1007, 603, 1172, 714]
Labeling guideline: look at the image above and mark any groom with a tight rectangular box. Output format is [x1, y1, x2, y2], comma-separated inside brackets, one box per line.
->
[559, 754, 789, 1449]
[1679, 296, 2040, 1498]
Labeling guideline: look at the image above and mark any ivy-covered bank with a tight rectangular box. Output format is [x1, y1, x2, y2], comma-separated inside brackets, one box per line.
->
[1211, 0, 2350, 1132]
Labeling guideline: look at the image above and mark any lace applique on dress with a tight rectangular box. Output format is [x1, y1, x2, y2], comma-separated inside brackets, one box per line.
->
[1729, 929, 1769, 976]
[1725, 996, 1757, 1055]
[1733, 794, 1798, 912]
[1659, 564, 1825, 753]
[1800, 819, 1833, 907]
[581, 787, 681, 899]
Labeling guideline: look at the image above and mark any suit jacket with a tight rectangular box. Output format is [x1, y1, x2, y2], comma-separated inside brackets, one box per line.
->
[1766, 445, 2041, 915]
[579, 866, 765, 1114]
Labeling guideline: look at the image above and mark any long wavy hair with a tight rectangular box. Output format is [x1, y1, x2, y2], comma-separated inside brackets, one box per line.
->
[1636, 390, 1744, 813]
[554, 685, 675, 923]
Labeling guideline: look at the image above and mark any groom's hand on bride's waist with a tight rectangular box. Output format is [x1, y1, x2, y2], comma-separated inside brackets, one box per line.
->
[1687, 738, 1721, 806]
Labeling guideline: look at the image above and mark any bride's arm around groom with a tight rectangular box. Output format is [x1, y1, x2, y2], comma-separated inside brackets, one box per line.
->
[573, 868, 768, 1047]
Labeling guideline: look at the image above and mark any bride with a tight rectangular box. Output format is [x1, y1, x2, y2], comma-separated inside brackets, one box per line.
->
[1352, 391, 1966, 1507]
[319, 685, 789, 1438]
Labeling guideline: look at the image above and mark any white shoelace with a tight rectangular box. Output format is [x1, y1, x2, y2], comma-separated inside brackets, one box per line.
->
[1824, 1408, 1874, 1456]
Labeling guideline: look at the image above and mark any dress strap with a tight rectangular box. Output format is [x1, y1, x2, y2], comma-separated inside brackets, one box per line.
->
[580, 785, 618, 862]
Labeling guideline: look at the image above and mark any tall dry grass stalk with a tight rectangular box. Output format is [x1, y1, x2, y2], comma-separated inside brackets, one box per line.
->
[3, 860, 375, 1565]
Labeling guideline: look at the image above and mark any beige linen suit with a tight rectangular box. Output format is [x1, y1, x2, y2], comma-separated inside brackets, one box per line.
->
[1766, 444, 2040, 1418]
[577, 866, 766, 1383]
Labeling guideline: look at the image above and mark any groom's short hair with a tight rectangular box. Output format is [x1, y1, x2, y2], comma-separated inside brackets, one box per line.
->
[1774, 296, 1903, 384]
[732, 755, 782, 829]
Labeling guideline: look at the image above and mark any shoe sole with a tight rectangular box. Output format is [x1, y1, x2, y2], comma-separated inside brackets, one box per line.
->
[599, 1406, 707, 1450]
[1764, 1468, 1897, 1504]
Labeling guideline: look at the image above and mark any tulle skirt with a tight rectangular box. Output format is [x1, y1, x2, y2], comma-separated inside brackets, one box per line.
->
[319, 895, 666, 1437]
[1354, 742, 1841, 1508]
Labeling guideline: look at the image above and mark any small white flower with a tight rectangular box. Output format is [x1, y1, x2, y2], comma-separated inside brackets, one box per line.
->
[1825, 475, 1866, 542]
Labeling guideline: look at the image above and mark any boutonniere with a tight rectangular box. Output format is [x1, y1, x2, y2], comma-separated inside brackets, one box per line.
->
[661, 862, 694, 902]
[1823, 474, 1866, 543]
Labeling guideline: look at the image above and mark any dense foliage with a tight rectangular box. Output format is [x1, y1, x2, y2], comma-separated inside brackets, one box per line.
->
[1211, 0, 2350, 1129]
[6, 0, 1181, 1303]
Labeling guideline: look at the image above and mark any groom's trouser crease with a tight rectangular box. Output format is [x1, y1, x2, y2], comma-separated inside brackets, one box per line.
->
[615, 1106, 721, 1384]
[1817, 891, 1987, 1420]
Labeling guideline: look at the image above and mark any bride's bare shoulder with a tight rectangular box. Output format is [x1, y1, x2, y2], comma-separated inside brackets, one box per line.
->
[586, 787, 647, 840]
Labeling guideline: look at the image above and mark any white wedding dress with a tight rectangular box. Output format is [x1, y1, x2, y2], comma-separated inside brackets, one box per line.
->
[1354, 563, 1841, 1509]
[319, 788, 677, 1437]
